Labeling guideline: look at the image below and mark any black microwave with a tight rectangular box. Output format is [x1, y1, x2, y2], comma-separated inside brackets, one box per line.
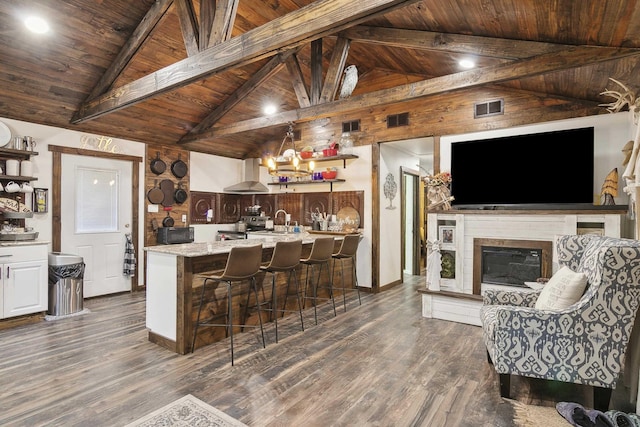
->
[157, 227, 194, 245]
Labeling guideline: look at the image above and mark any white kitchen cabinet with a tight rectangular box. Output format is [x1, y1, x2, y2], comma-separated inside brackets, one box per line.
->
[0, 244, 48, 318]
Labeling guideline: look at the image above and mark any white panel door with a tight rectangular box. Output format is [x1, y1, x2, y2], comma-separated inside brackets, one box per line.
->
[61, 155, 132, 298]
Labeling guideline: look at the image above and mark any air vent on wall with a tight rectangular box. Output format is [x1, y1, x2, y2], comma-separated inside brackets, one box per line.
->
[474, 99, 504, 118]
[342, 120, 360, 133]
[387, 112, 409, 128]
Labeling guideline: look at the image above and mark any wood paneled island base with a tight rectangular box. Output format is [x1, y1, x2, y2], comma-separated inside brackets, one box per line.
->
[145, 235, 352, 354]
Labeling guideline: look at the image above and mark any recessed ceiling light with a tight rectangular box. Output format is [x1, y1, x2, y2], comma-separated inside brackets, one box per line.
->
[24, 16, 50, 34]
[459, 59, 475, 69]
[263, 104, 277, 115]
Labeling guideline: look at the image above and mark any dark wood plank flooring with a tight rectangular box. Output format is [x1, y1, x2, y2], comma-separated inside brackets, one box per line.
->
[0, 275, 636, 426]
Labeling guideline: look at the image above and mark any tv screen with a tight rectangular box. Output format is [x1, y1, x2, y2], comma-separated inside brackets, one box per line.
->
[450, 127, 594, 209]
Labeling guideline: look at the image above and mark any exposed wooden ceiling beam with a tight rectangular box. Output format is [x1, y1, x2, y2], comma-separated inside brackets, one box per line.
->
[179, 46, 640, 142]
[175, 0, 199, 56]
[320, 36, 351, 103]
[199, 0, 214, 51]
[71, 0, 419, 123]
[180, 49, 298, 138]
[285, 55, 312, 108]
[208, 0, 239, 47]
[340, 25, 570, 60]
[310, 39, 323, 105]
[85, 0, 174, 99]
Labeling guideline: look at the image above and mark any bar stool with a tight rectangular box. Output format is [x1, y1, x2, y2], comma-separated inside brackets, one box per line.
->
[301, 237, 337, 325]
[260, 239, 304, 343]
[332, 234, 362, 312]
[191, 244, 264, 366]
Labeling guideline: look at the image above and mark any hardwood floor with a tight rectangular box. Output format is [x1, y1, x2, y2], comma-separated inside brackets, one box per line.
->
[0, 275, 636, 426]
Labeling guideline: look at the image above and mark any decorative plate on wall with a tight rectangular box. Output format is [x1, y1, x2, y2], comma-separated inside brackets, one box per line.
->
[0, 121, 11, 147]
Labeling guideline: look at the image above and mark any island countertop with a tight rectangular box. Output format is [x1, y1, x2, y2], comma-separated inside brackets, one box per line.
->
[144, 232, 345, 257]
[144, 232, 354, 354]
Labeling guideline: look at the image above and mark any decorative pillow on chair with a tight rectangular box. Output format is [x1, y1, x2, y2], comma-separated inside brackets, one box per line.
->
[534, 266, 588, 310]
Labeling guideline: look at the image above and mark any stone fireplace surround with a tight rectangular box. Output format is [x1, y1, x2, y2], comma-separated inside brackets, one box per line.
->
[421, 210, 629, 326]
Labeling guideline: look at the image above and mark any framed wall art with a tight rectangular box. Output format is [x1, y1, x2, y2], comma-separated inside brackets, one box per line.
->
[439, 225, 455, 248]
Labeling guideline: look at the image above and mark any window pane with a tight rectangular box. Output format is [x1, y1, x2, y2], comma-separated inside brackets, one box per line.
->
[76, 167, 119, 233]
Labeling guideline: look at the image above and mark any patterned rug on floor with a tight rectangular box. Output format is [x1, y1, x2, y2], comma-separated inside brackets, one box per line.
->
[125, 394, 248, 427]
[512, 400, 569, 427]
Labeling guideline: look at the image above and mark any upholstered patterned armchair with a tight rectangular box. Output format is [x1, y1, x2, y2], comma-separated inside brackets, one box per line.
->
[480, 234, 640, 410]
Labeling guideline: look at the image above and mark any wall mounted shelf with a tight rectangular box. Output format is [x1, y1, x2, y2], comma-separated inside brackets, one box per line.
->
[267, 154, 358, 169]
[268, 179, 345, 191]
[0, 147, 39, 160]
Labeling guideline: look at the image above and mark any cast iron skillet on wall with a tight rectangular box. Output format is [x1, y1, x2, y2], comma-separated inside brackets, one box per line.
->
[150, 152, 166, 175]
[174, 182, 187, 204]
[147, 180, 164, 204]
[171, 154, 187, 178]
[162, 211, 174, 227]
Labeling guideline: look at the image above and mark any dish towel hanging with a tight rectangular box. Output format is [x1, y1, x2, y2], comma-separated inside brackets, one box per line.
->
[123, 233, 136, 277]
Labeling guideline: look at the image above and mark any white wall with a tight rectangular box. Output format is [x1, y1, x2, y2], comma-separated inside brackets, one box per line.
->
[440, 112, 634, 205]
[379, 144, 419, 286]
[1, 116, 147, 287]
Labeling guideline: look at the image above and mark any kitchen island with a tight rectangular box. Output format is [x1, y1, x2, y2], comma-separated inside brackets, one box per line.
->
[144, 233, 351, 354]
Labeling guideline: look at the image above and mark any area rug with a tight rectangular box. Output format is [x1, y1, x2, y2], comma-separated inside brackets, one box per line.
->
[125, 394, 247, 427]
[512, 400, 570, 427]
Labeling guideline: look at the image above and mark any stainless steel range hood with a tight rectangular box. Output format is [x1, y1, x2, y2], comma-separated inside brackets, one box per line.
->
[223, 158, 269, 193]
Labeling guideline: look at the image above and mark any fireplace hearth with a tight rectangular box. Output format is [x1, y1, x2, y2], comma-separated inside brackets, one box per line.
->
[473, 238, 552, 294]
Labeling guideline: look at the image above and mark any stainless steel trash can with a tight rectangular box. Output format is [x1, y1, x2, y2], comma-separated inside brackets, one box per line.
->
[48, 252, 85, 316]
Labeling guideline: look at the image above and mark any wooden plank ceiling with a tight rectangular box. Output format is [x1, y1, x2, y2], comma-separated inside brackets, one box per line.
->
[0, 0, 639, 159]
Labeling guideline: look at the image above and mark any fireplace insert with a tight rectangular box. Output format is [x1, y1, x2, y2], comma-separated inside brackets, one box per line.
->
[481, 246, 542, 287]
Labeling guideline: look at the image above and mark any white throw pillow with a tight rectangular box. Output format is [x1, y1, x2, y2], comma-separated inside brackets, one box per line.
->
[534, 266, 588, 310]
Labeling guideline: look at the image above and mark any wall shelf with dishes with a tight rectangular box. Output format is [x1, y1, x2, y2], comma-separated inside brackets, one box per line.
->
[0, 136, 40, 231]
[268, 154, 358, 169]
[268, 178, 346, 191]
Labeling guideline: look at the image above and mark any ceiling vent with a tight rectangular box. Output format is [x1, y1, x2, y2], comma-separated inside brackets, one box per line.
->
[474, 99, 504, 118]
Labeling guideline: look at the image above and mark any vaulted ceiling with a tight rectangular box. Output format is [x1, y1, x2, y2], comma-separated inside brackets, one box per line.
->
[1, 0, 640, 159]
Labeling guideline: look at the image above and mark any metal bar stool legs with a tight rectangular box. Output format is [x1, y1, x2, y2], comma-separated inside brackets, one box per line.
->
[268, 267, 304, 342]
[307, 261, 336, 325]
[190, 244, 264, 366]
[261, 240, 304, 343]
[332, 234, 362, 312]
[301, 237, 337, 325]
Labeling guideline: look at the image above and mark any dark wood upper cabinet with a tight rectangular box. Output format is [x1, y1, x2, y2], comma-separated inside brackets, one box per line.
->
[254, 194, 276, 218]
[219, 193, 242, 223]
[190, 191, 218, 224]
[303, 192, 331, 225]
[274, 193, 303, 226]
[239, 194, 255, 216]
[332, 191, 364, 227]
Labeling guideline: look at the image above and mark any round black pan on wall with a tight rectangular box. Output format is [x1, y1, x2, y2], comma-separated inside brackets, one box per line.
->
[171, 153, 187, 178]
[150, 152, 166, 175]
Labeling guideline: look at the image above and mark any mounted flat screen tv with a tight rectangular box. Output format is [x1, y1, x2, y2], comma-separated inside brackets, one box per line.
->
[450, 127, 595, 209]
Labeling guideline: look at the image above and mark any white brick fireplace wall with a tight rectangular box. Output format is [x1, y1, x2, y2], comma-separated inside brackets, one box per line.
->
[421, 211, 631, 325]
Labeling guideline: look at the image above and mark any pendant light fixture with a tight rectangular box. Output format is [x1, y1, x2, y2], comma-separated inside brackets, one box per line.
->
[266, 123, 315, 179]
